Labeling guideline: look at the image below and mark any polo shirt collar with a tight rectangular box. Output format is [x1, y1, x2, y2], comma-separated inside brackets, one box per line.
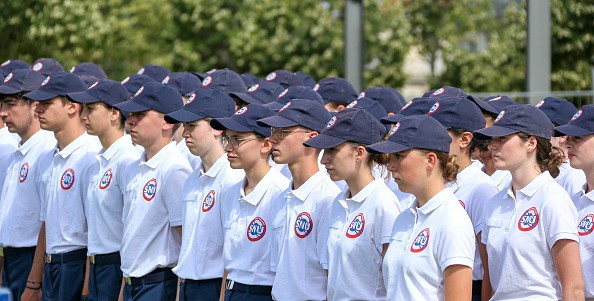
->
[241, 167, 277, 206]
[508, 171, 553, 199]
[447, 162, 479, 192]
[202, 154, 229, 178]
[290, 170, 326, 202]
[141, 141, 175, 169]
[580, 183, 594, 203]
[17, 130, 52, 156]
[344, 179, 383, 203]
[414, 187, 453, 215]
[100, 135, 129, 160]
[55, 133, 90, 159]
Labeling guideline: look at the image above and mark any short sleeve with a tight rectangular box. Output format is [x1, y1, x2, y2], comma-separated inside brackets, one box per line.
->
[163, 164, 192, 226]
[436, 207, 475, 271]
[542, 189, 579, 248]
[373, 188, 401, 250]
[469, 183, 499, 235]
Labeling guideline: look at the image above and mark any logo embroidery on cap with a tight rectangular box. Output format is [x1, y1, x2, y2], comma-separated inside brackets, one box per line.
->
[294, 212, 313, 239]
[325, 116, 337, 129]
[518, 207, 539, 231]
[202, 190, 216, 212]
[488, 96, 502, 102]
[99, 169, 112, 190]
[247, 217, 266, 241]
[69, 66, 76, 72]
[279, 101, 291, 112]
[234, 106, 248, 116]
[265, 72, 277, 81]
[459, 200, 465, 209]
[358, 91, 366, 98]
[32, 62, 43, 72]
[248, 84, 259, 92]
[19, 162, 29, 183]
[161, 75, 170, 84]
[345, 213, 365, 238]
[202, 76, 212, 87]
[137, 68, 145, 75]
[61, 168, 75, 190]
[186, 93, 196, 104]
[134, 86, 144, 97]
[142, 178, 157, 201]
[410, 228, 430, 253]
[1, 60, 10, 67]
[571, 110, 582, 121]
[432, 88, 444, 96]
[578, 214, 594, 236]
[4, 73, 13, 83]
[401, 100, 413, 110]
[277, 89, 288, 99]
[494, 110, 505, 123]
[206, 68, 217, 74]
[388, 122, 401, 136]
[121, 76, 130, 84]
[41, 76, 51, 86]
[346, 100, 358, 109]
[428, 102, 440, 114]
[535, 100, 545, 108]
[89, 81, 99, 89]
[313, 83, 320, 91]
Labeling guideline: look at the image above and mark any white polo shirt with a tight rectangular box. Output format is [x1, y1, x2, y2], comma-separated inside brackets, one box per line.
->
[40, 133, 101, 254]
[573, 185, 594, 298]
[322, 179, 401, 301]
[173, 155, 244, 280]
[556, 161, 586, 197]
[0, 130, 55, 248]
[176, 138, 202, 170]
[223, 167, 289, 286]
[270, 171, 341, 301]
[489, 169, 512, 191]
[120, 142, 192, 277]
[0, 126, 19, 190]
[446, 163, 499, 280]
[482, 171, 578, 300]
[383, 188, 475, 300]
[85, 136, 139, 256]
[373, 164, 412, 205]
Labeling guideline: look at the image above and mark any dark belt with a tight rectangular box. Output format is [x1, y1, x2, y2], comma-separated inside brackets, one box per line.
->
[181, 277, 222, 285]
[472, 280, 482, 296]
[225, 279, 272, 296]
[125, 268, 176, 286]
[1, 246, 36, 257]
[90, 251, 120, 265]
[45, 248, 87, 264]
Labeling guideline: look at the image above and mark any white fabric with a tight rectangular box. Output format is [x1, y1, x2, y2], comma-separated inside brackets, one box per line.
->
[556, 161, 586, 197]
[176, 138, 202, 170]
[383, 188, 475, 300]
[490, 169, 512, 191]
[573, 184, 594, 298]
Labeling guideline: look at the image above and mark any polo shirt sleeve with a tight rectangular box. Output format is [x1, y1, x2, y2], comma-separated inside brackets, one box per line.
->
[318, 204, 333, 270]
[436, 208, 475, 272]
[373, 192, 400, 251]
[162, 164, 192, 227]
[469, 183, 499, 235]
[542, 189, 579, 249]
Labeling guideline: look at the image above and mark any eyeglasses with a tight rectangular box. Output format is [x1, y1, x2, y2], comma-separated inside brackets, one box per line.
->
[270, 127, 311, 140]
[222, 135, 262, 149]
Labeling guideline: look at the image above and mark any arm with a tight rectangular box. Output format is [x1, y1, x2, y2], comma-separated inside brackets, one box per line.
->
[219, 271, 228, 301]
[444, 264, 472, 301]
[381, 243, 389, 259]
[82, 257, 90, 298]
[21, 223, 45, 301]
[477, 235, 493, 301]
[551, 239, 584, 301]
[118, 277, 125, 301]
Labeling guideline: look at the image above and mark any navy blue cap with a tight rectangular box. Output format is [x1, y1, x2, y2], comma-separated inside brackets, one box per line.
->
[210, 104, 276, 137]
[137, 64, 170, 82]
[24, 72, 87, 101]
[70, 62, 108, 86]
[121, 74, 156, 95]
[66, 79, 130, 107]
[359, 86, 406, 113]
[380, 97, 437, 124]
[0, 59, 30, 77]
[257, 98, 331, 133]
[534, 97, 578, 126]
[0, 69, 46, 95]
[241, 73, 260, 87]
[483, 95, 518, 113]
[554, 105, 594, 137]
[474, 104, 553, 140]
[114, 82, 183, 114]
[165, 88, 236, 123]
[229, 81, 285, 105]
[162, 72, 201, 96]
[264, 70, 303, 89]
[314, 77, 357, 104]
[199, 69, 247, 93]
[303, 108, 385, 149]
[295, 71, 317, 89]
[191, 68, 217, 81]
[425, 86, 467, 98]
[367, 114, 452, 154]
[467, 95, 498, 115]
[0, 74, 4, 82]
[265, 85, 324, 111]
[427, 97, 486, 131]
[32, 58, 64, 76]
[346, 97, 389, 135]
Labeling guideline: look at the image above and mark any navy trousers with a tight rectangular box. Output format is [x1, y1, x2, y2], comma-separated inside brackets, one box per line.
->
[88, 261, 122, 301]
[1, 247, 36, 301]
[179, 278, 222, 301]
[42, 249, 87, 301]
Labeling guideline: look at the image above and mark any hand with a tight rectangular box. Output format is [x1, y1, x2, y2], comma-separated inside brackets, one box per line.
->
[21, 287, 42, 301]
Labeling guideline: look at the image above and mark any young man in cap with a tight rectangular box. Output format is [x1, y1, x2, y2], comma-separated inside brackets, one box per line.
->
[313, 77, 357, 113]
[0, 69, 55, 301]
[257, 99, 341, 301]
[23, 71, 100, 301]
[165, 88, 243, 301]
[114, 82, 191, 301]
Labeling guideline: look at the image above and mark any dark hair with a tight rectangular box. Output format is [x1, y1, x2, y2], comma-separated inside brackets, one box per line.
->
[517, 132, 564, 177]
[349, 142, 390, 167]
[419, 149, 459, 183]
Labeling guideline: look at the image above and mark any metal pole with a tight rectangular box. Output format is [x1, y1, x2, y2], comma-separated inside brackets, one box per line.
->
[345, 0, 364, 92]
[526, 0, 551, 104]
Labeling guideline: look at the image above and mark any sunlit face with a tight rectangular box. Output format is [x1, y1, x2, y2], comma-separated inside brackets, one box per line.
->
[126, 109, 167, 149]
[566, 134, 594, 171]
[182, 119, 221, 157]
[320, 142, 360, 181]
[223, 129, 266, 170]
[268, 125, 313, 164]
[0, 96, 37, 136]
[488, 134, 531, 172]
[387, 149, 428, 194]
[35, 97, 74, 132]
[81, 102, 116, 136]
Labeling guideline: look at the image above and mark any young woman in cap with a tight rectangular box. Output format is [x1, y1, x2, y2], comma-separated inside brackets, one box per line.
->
[367, 114, 475, 300]
[553, 104, 594, 301]
[474, 104, 584, 300]
[210, 104, 289, 301]
[303, 108, 401, 301]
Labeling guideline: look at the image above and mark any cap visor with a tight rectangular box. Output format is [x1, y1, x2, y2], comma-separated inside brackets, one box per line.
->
[473, 125, 518, 140]
[256, 115, 299, 128]
[164, 109, 205, 124]
[366, 140, 411, 154]
[553, 124, 594, 137]
[380, 113, 404, 124]
[23, 89, 58, 101]
[0, 85, 22, 95]
[66, 91, 100, 104]
[472, 100, 499, 115]
[210, 118, 253, 132]
[229, 92, 262, 105]
[113, 99, 151, 113]
[263, 102, 283, 111]
[303, 134, 346, 149]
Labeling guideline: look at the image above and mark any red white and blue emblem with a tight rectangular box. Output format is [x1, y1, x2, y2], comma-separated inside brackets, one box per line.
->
[19, 162, 29, 183]
[202, 76, 212, 87]
[186, 93, 196, 104]
[428, 102, 440, 114]
[313, 83, 320, 91]
[294, 212, 313, 239]
[234, 106, 248, 116]
[142, 178, 157, 201]
[432, 88, 445, 96]
[32, 62, 43, 72]
[4, 73, 13, 83]
[99, 168, 113, 190]
[1, 60, 10, 67]
[489, 96, 502, 102]
[161, 75, 170, 84]
[202, 190, 216, 212]
[534, 100, 545, 108]
[278, 89, 288, 98]
[248, 84, 259, 92]
[345, 213, 365, 238]
[388, 122, 400, 136]
[247, 217, 266, 242]
[121, 76, 130, 84]
[572, 110, 582, 121]
[326, 116, 337, 129]
[279, 102, 291, 112]
[578, 214, 594, 236]
[41, 76, 50, 86]
[358, 91, 366, 98]
[401, 100, 413, 110]
[346, 100, 358, 109]
[137, 68, 145, 74]
[60, 168, 75, 190]
[89, 81, 99, 89]
[410, 228, 430, 253]
[265, 72, 277, 81]
[518, 207, 539, 231]
[134, 86, 144, 97]
[494, 111, 505, 123]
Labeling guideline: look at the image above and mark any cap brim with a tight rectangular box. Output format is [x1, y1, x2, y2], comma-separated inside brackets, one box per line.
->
[303, 134, 346, 149]
[366, 140, 411, 154]
[553, 124, 594, 137]
[473, 125, 519, 140]
[263, 102, 283, 111]
[0, 85, 23, 95]
[256, 115, 298, 128]
[66, 91, 100, 104]
[113, 99, 151, 113]
[229, 92, 263, 105]
[23, 89, 58, 101]
[210, 117, 253, 132]
[470, 98, 499, 115]
[380, 113, 404, 124]
[164, 109, 206, 124]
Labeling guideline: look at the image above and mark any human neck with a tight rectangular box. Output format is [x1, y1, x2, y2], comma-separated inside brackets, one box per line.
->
[143, 138, 171, 161]
[288, 157, 319, 190]
[414, 176, 446, 207]
[19, 124, 42, 144]
[243, 160, 271, 195]
[99, 128, 124, 151]
[345, 168, 374, 198]
[510, 161, 542, 194]
[55, 123, 85, 151]
[201, 146, 225, 173]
